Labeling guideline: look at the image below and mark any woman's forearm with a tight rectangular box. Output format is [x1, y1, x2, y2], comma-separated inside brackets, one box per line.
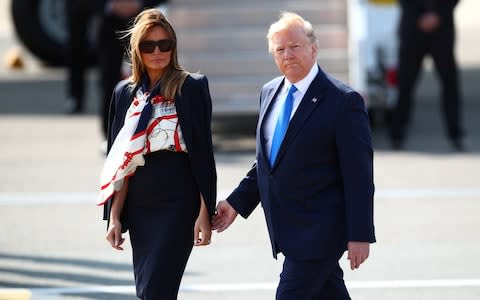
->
[110, 179, 129, 221]
[199, 193, 209, 218]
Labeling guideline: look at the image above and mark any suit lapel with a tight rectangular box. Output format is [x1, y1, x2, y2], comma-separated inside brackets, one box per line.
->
[174, 89, 193, 152]
[272, 70, 328, 168]
[258, 79, 285, 165]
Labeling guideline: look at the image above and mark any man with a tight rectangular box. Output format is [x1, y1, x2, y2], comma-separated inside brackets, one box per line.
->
[389, 0, 466, 151]
[65, 1, 167, 122]
[65, 0, 100, 114]
[212, 12, 375, 299]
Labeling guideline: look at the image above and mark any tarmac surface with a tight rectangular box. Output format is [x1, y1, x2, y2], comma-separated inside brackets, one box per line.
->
[1, 105, 479, 300]
[1, 0, 480, 299]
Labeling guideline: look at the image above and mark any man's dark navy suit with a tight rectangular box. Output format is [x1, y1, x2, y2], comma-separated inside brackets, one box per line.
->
[227, 66, 376, 262]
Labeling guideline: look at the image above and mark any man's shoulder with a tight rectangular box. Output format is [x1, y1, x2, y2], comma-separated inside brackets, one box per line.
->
[322, 74, 366, 111]
[324, 73, 356, 95]
[262, 76, 284, 90]
[321, 73, 365, 107]
[263, 76, 285, 87]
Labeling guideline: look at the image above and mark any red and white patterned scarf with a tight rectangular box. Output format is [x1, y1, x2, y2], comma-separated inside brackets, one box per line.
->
[97, 86, 155, 206]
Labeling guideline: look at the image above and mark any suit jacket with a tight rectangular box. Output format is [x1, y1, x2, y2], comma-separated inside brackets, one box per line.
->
[227, 66, 375, 260]
[103, 73, 217, 231]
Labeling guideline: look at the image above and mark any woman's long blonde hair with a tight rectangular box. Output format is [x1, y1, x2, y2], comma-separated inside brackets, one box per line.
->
[127, 8, 188, 99]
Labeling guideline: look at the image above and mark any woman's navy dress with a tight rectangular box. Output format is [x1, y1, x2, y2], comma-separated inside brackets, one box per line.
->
[127, 150, 200, 299]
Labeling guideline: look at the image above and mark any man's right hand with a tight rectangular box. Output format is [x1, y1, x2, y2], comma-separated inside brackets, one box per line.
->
[212, 200, 238, 233]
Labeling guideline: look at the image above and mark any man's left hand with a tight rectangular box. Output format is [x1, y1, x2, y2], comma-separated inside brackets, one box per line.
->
[347, 241, 370, 270]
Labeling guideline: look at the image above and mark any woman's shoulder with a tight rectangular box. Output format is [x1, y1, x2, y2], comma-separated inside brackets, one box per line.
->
[179, 73, 210, 97]
[186, 72, 206, 80]
[113, 79, 138, 107]
[114, 78, 136, 95]
[183, 72, 208, 86]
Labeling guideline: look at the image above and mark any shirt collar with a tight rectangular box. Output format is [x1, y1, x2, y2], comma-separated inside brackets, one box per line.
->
[284, 64, 319, 95]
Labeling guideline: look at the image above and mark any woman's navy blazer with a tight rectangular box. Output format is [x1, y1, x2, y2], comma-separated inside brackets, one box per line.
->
[102, 73, 217, 231]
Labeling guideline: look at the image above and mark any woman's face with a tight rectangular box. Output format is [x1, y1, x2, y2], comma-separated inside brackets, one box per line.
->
[139, 26, 172, 76]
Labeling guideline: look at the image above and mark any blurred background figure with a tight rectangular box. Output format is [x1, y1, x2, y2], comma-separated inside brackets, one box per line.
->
[65, 0, 100, 114]
[65, 0, 169, 134]
[98, 0, 169, 140]
[389, 0, 467, 151]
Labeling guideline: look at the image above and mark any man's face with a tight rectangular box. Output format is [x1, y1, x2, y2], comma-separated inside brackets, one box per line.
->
[270, 25, 317, 83]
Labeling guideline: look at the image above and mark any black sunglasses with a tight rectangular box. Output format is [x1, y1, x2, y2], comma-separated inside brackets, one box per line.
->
[139, 39, 174, 53]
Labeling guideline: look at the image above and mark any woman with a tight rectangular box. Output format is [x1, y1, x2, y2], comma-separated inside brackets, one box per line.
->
[97, 8, 216, 299]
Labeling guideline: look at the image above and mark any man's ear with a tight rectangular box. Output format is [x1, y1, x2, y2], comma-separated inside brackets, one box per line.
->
[311, 43, 318, 59]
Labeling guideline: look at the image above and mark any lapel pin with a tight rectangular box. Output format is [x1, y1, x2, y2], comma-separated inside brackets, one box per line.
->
[312, 97, 318, 103]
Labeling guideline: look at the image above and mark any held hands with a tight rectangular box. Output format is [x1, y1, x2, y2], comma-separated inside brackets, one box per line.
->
[347, 241, 370, 270]
[211, 200, 238, 233]
[106, 220, 125, 251]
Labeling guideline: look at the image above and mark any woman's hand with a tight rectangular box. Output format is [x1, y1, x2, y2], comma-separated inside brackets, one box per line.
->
[194, 197, 212, 246]
[106, 180, 128, 251]
[106, 219, 125, 251]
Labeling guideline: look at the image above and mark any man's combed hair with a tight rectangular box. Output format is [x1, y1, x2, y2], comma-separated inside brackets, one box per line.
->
[266, 11, 318, 53]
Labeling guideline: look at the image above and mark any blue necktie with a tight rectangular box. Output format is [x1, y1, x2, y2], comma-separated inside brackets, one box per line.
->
[270, 85, 297, 166]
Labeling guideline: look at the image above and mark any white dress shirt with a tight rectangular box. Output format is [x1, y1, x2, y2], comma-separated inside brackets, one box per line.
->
[264, 64, 320, 158]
